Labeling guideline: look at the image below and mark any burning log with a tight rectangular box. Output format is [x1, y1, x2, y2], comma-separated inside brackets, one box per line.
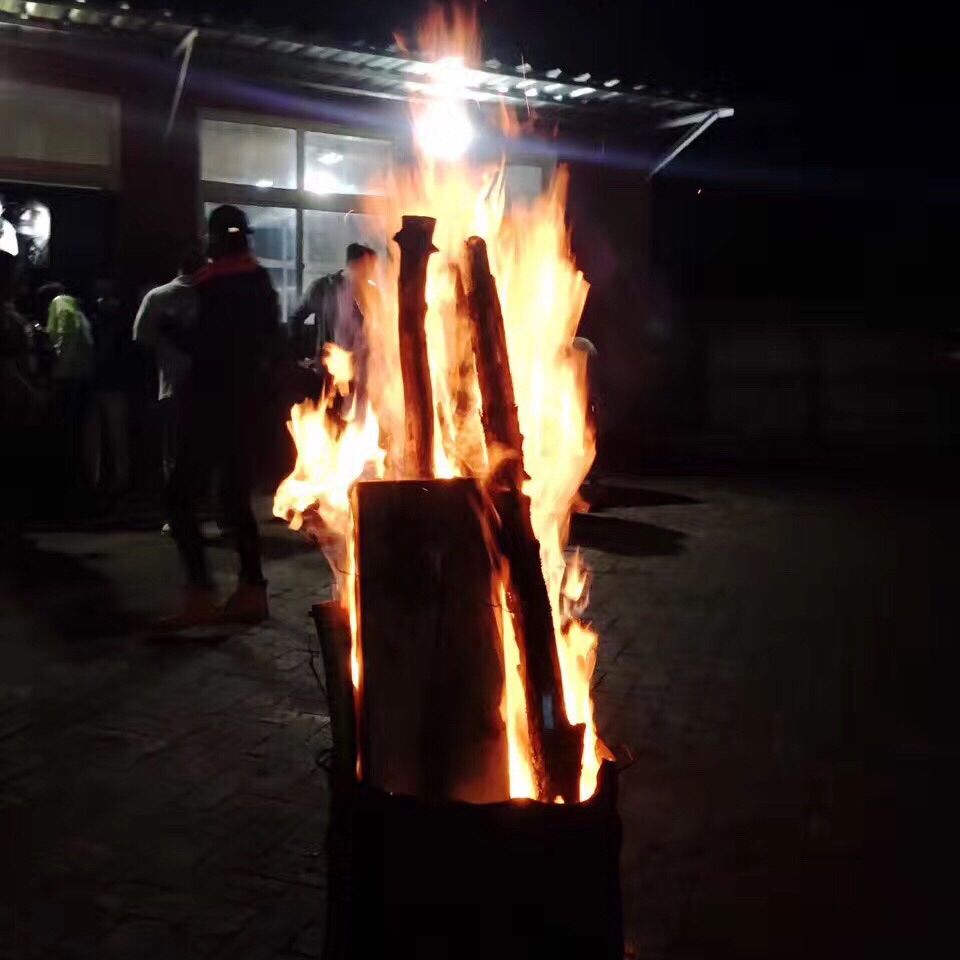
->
[393, 215, 437, 479]
[353, 477, 510, 803]
[461, 237, 525, 487]
[462, 235, 584, 804]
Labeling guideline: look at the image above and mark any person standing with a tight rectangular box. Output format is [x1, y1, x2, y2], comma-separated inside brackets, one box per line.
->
[133, 247, 204, 521]
[46, 286, 96, 497]
[1, 252, 44, 431]
[163, 206, 282, 626]
[288, 242, 377, 409]
[89, 279, 133, 498]
[1, 252, 45, 514]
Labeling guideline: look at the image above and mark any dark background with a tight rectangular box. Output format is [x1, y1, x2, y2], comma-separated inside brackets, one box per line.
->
[0, 183, 116, 300]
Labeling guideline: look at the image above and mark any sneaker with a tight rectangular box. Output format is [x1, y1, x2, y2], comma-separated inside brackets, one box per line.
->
[222, 581, 269, 624]
[155, 585, 221, 632]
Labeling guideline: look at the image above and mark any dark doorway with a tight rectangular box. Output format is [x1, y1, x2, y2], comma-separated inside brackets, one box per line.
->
[0, 181, 116, 301]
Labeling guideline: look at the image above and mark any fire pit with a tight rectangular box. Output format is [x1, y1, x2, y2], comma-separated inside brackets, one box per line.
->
[275, 9, 623, 957]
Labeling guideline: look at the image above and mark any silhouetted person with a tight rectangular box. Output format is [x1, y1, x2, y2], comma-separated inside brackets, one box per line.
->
[89, 279, 132, 497]
[164, 206, 282, 627]
[288, 242, 377, 415]
[1, 251, 43, 432]
[134, 247, 205, 527]
[1, 252, 44, 511]
[46, 285, 97, 497]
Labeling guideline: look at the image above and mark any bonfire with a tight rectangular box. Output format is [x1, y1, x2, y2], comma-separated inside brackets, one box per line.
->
[274, 4, 609, 806]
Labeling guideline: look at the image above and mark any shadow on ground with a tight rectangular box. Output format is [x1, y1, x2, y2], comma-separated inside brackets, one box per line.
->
[586, 482, 701, 512]
[570, 513, 686, 557]
[1, 532, 145, 642]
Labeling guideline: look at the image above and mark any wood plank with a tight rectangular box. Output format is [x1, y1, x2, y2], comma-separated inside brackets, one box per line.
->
[354, 478, 510, 802]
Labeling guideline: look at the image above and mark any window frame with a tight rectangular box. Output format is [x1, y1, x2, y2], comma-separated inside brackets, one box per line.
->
[0, 82, 120, 190]
[198, 109, 392, 213]
[198, 109, 393, 315]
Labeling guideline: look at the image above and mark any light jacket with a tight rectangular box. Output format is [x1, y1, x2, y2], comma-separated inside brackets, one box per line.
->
[46, 295, 94, 381]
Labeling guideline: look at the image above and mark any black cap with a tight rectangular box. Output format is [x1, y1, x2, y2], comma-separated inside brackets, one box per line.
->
[346, 242, 376, 262]
[208, 204, 252, 238]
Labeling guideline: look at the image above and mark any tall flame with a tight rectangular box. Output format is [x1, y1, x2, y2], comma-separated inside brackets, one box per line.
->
[274, 6, 604, 802]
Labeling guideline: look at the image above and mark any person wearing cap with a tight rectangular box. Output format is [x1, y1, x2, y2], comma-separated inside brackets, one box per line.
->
[163, 205, 282, 627]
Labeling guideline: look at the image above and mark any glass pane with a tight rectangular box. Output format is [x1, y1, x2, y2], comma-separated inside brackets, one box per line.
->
[0, 84, 116, 166]
[302, 210, 384, 290]
[263, 265, 298, 325]
[303, 131, 392, 196]
[504, 164, 544, 208]
[200, 119, 296, 189]
[203, 203, 297, 319]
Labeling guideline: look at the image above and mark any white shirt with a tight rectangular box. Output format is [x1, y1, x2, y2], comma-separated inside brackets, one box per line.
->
[133, 275, 196, 400]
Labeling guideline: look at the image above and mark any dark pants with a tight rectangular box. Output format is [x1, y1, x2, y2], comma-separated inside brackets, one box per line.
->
[159, 396, 179, 484]
[53, 379, 96, 494]
[166, 405, 263, 589]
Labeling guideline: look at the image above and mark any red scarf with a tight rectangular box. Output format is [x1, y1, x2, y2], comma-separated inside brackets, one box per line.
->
[195, 252, 259, 284]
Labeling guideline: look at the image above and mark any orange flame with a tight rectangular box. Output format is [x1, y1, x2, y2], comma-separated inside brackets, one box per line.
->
[274, 5, 605, 802]
[322, 342, 355, 395]
[498, 582, 536, 799]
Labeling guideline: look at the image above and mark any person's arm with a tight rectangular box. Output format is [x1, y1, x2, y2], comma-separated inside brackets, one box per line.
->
[132, 290, 158, 346]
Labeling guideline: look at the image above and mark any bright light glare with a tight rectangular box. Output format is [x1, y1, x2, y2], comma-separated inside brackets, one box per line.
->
[414, 56, 474, 161]
[0, 219, 18, 258]
[305, 169, 354, 194]
[255, 179, 274, 189]
[414, 100, 473, 161]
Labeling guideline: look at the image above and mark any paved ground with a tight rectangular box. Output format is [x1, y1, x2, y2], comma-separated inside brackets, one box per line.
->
[1, 476, 955, 958]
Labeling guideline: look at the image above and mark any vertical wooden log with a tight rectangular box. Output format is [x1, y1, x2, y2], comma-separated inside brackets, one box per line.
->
[354, 478, 510, 803]
[393, 215, 437, 479]
[462, 235, 584, 804]
[462, 236, 524, 488]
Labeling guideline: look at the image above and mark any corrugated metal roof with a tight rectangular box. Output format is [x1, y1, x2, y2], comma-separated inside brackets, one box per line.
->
[0, 0, 733, 130]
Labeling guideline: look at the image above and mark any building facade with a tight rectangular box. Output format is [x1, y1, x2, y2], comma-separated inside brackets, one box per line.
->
[2, 2, 741, 461]
[2, 2, 730, 306]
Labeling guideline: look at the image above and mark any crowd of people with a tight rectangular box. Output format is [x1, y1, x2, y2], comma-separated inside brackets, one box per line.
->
[1, 204, 378, 628]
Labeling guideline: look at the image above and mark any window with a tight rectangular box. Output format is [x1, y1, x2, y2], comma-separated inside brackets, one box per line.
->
[0, 83, 118, 183]
[200, 116, 393, 321]
[205, 202, 297, 319]
[303, 131, 392, 196]
[303, 210, 384, 291]
[200, 119, 297, 189]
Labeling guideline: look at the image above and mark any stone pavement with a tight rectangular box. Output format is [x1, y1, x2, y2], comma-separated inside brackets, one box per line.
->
[1, 477, 955, 958]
